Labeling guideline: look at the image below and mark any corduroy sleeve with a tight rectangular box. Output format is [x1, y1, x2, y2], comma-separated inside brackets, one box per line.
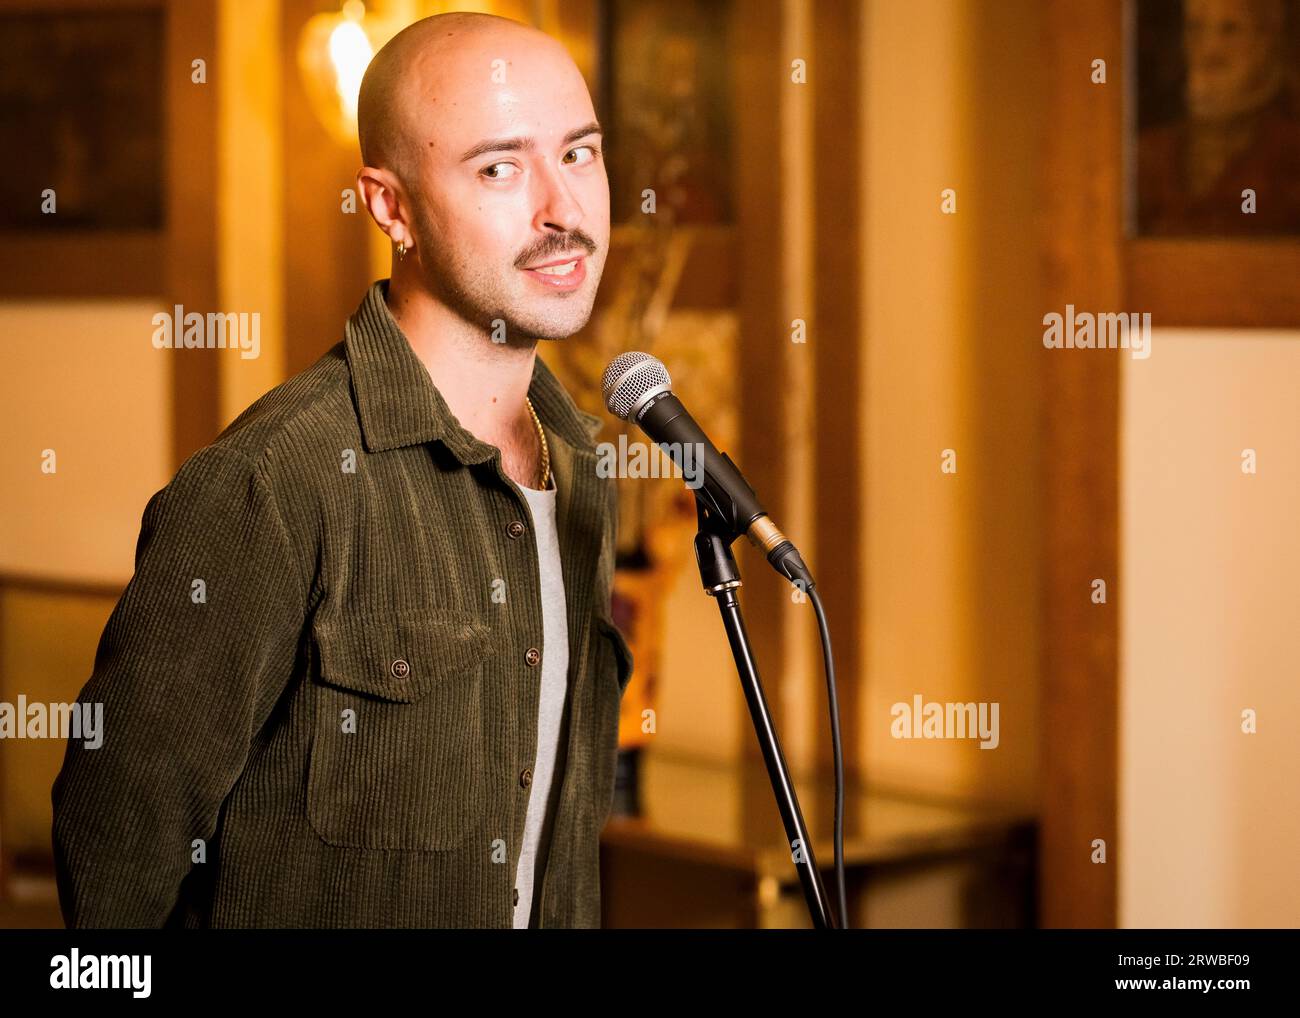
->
[51, 444, 308, 928]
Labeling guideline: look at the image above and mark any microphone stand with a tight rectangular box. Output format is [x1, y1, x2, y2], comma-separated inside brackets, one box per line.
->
[692, 499, 838, 929]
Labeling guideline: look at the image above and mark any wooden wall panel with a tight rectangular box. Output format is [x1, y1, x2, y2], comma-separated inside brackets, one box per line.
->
[811, 0, 864, 775]
[167, 0, 221, 467]
[1039, 0, 1123, 929]
[731, 0, 790, 758]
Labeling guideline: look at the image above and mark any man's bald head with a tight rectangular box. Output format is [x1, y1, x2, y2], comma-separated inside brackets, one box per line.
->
[358, 12, 566, 186]
[354, 10, 609, 343]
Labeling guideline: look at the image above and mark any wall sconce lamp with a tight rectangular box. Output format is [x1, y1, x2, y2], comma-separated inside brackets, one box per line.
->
[297, 0, 401, 148]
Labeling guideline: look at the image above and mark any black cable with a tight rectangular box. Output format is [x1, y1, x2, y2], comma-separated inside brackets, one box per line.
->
[808, 586, 848, 928]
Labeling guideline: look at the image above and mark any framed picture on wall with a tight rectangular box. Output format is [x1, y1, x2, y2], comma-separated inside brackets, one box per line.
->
[0, 0, 176, 298]
[1131, 0, 1300, 238]
[1123, 0, 1300, 326]
[599, 0, 733, 226]
[0, 8, 164, 233]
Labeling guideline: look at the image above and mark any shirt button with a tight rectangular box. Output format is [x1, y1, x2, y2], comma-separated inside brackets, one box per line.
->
[513, 887, 520, 906]
[390, 658, 410, 679]
[525, 647, 541, 667]
[520, 767, 533, 788]
[507, 520, 526, 539]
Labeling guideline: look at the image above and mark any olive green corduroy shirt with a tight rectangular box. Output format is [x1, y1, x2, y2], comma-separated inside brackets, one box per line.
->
[51, 279, 633, 929]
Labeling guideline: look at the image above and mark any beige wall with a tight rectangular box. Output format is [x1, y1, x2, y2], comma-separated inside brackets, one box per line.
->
[0, 301, 170, 585]
[858, 0, 1042, 810]
[216, 0, 286, 425]
[1121, 328, 1300, 927]
[647, 1, 1044, 818]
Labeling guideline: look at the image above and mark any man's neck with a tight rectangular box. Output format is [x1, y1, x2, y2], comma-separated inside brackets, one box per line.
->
[385, 272, 543, 486]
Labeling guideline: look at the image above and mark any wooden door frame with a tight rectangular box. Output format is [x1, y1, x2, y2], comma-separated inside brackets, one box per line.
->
[1040, 0, 1124, 929]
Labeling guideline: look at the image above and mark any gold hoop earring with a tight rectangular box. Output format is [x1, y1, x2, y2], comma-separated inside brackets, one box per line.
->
[397, 241, 407, 260]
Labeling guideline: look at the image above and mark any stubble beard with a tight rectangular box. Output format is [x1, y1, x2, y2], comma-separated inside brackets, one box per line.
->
[413, 203, 601, 346]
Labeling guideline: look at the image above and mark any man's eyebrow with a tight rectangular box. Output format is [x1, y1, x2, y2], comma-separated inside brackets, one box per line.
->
[459, 121, 603, 163]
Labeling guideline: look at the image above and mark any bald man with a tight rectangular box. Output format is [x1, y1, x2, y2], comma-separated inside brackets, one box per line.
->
[52, 13, 633, 929]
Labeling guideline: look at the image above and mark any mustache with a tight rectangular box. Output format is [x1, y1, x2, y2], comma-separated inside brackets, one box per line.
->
[515, 231, 598, 268]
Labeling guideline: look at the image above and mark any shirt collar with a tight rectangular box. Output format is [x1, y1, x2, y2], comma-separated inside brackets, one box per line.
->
[343, 279, 603, 461]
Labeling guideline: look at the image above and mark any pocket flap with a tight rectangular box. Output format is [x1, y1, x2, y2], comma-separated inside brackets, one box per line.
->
[312, 609, 494, 703]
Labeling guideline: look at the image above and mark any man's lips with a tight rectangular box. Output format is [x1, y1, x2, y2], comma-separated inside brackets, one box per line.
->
[520, 255, 587, 290]
[521, 253, 588, 270]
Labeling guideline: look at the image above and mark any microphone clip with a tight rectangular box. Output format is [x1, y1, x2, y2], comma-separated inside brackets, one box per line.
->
[693, 500, 743, 596]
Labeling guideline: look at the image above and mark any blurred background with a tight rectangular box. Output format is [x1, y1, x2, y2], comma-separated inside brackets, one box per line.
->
[1, 0, 1298, 928]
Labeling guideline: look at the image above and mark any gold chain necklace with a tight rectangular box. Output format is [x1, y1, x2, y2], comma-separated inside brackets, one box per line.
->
[524, 395, 550, 490]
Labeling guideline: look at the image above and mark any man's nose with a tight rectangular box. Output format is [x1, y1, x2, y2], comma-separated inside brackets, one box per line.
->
[532, 164, 583, 233]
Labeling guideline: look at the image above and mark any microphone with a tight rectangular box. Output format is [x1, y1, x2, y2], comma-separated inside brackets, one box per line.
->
[601, 351, 814, 589]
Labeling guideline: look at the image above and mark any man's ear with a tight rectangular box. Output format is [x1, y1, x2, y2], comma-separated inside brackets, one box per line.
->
[356, 165, 412, 249]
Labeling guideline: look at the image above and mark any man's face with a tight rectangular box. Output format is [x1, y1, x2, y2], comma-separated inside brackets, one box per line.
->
[404, 41, 610, 342]
[1184, 0, 1283, 121]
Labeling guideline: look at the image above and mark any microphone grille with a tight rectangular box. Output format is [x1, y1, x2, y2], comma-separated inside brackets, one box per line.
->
[601, 352, 672, 421]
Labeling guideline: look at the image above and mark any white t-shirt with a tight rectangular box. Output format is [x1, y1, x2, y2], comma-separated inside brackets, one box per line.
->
[512, 479, 570, 928]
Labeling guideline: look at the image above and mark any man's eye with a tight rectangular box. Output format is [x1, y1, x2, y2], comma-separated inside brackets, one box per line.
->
[482, 162, 520, 180]
[563, 145, 599, 166]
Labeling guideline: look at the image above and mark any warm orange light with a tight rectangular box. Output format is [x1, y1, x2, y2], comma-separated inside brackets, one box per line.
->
[297, 1, 400, 148]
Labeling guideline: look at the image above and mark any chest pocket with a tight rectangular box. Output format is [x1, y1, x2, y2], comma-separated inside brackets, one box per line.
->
[306, 608, 494, 851]
[590, 612, 634, 824]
